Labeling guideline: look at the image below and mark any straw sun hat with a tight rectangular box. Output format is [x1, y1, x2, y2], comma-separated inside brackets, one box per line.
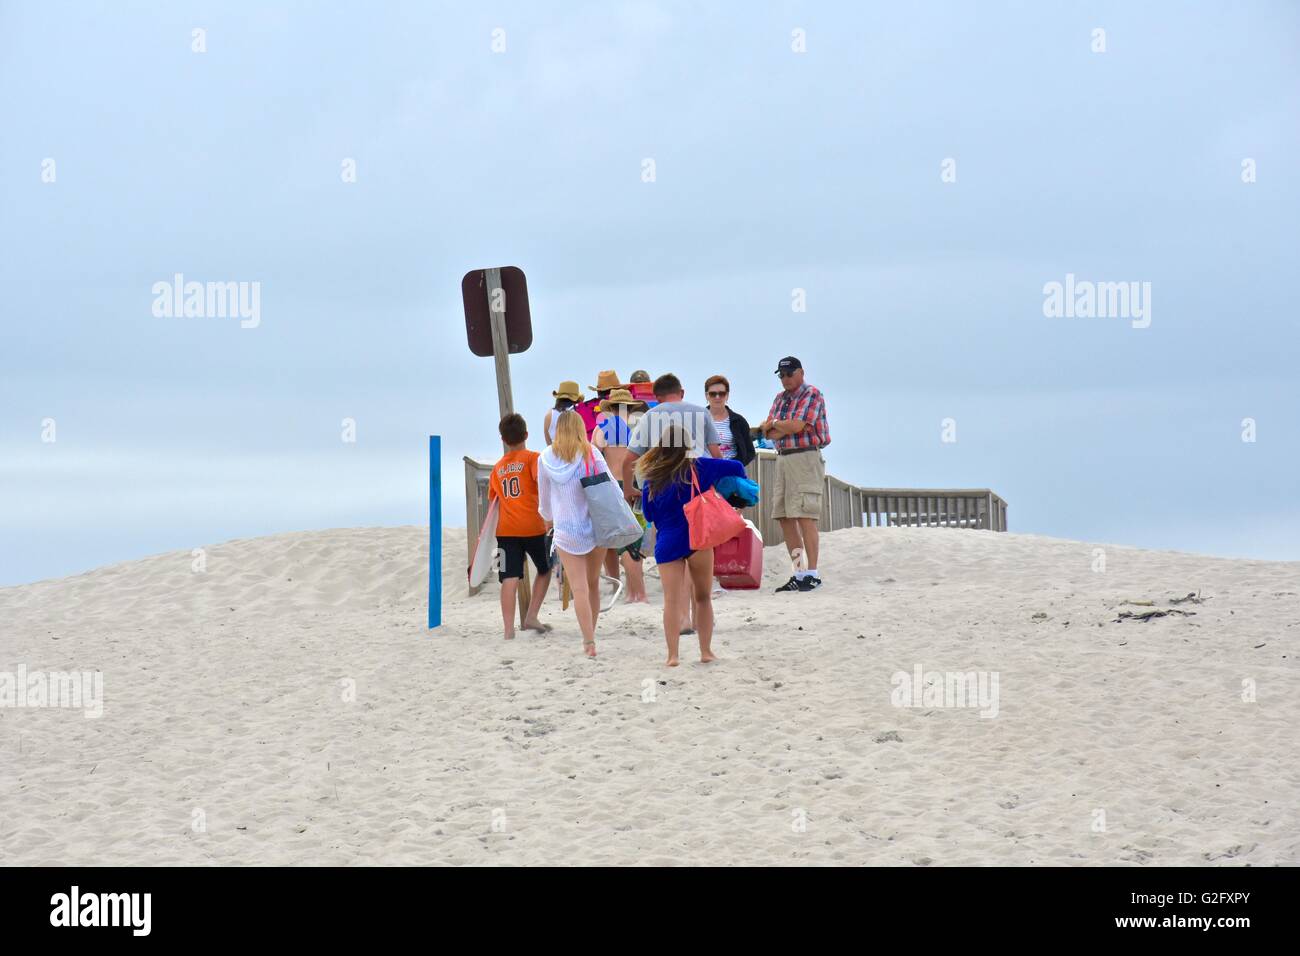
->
[599, 387, 647, 412]
[589, 369, 628, 392]
[552, 381, 582, 402]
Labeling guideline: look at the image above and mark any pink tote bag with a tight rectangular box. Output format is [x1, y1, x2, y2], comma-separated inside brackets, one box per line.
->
[684, 464, 746, 550]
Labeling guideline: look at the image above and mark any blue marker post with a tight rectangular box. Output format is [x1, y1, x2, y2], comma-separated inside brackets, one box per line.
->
[428, 434, 442, 629]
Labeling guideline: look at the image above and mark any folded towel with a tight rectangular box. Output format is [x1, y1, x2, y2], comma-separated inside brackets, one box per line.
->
[714, 474, 760, 506]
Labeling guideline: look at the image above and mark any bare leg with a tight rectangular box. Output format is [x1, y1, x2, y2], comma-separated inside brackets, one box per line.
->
[680, 572, 695, 634]
[522, 570, 552, 631]
[690, 574, 697, 629]
[658, 558, 687, 666]
[500, 577, 519, 639]
[587, 548, 606, 631]
[686, 549, 717, 662]
[603, 548, 619, 580]
[557, 549, 597, 656]
[622, 553, 647, 602]
[778, 517, 805, 570]
[796, 518, 819, 571]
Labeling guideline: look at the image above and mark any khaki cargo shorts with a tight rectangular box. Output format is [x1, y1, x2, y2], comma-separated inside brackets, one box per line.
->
[771, 450, 825, 520]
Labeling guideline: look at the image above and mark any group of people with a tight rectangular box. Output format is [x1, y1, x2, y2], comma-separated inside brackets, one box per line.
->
[486, 358, 831, 666]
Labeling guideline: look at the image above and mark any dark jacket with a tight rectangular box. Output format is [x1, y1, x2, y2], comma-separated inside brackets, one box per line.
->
[724, 407, 757, 467]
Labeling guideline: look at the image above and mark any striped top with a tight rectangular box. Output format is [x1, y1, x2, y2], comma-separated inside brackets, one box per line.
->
[712, 414, 735, 459]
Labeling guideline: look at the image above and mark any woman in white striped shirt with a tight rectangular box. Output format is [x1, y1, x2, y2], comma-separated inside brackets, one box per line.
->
[538, 410, 610, 657]
[703, 374, 756, 465]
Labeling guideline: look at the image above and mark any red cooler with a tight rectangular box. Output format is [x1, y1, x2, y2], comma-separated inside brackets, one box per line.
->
[714, 520, 763, 590]
[627, 382, 656, 404]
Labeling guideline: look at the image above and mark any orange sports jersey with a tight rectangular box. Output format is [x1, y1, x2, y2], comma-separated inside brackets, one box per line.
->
[489, 449, 546, 537]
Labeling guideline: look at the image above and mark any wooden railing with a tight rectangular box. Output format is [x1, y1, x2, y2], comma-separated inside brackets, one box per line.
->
[464, 450, 1007, 593]
[740, 451, 1006, 542]
[858, 488, 1008, 531]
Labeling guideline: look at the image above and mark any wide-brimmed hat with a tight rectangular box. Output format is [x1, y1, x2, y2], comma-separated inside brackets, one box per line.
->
[552, 380, 582, 402]
[599, 388, 647, 412]
[589, 369, 625, 392]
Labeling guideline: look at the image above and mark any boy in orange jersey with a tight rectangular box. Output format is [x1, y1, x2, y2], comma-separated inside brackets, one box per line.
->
[490, 413, 553, 639]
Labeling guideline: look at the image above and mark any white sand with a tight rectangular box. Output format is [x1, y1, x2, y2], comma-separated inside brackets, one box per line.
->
[1, 526, 1296, 866]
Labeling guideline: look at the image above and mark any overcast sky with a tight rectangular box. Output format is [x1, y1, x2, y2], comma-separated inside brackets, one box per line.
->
[2, 0, 1297, 585]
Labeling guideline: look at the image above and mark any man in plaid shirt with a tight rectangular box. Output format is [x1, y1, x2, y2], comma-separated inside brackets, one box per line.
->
[759, 356, 830, 592]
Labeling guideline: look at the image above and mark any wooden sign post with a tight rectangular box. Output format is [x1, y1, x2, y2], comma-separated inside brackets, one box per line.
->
[462, 267, 534, 627]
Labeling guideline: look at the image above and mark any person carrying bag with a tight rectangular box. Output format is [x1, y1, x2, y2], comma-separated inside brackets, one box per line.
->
[538, 410, 617, 657]
[636, 424, 748, 667]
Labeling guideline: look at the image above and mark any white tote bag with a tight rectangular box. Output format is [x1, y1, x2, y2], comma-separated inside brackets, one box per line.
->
[580, 453, 644, 550]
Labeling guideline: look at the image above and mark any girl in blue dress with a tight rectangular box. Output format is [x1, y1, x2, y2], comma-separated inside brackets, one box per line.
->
[637, 425, 745, 666]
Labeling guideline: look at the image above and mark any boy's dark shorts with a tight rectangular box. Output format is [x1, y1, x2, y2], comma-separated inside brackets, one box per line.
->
[497, 534, 551, 582]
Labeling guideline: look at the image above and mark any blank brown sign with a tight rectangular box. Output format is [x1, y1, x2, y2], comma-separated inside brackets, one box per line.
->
[461, 266, 533, 357]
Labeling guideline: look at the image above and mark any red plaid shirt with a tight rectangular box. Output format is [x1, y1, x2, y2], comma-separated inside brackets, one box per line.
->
[768, 383, 830, 450]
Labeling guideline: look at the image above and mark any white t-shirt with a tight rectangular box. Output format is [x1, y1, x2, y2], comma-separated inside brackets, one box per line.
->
[628, 401, 721, 458]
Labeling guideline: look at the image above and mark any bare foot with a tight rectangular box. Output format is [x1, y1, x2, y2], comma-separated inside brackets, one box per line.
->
[665, 656, 679, 667]
[583, 640, 597, 658]
[522, 619, 552, 633]
[504, 632, 515, 641]
[625, 594, 648, 604]
[700, 651, 718, 663]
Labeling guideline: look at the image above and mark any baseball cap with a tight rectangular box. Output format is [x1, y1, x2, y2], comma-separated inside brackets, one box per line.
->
[774, 356, 802, 375]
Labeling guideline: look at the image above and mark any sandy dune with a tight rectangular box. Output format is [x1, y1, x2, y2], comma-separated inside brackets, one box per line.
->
[1, 526, 1296, 866]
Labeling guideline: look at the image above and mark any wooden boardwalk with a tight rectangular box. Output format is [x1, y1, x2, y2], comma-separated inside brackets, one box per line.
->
[463, 449, 1008, 593]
